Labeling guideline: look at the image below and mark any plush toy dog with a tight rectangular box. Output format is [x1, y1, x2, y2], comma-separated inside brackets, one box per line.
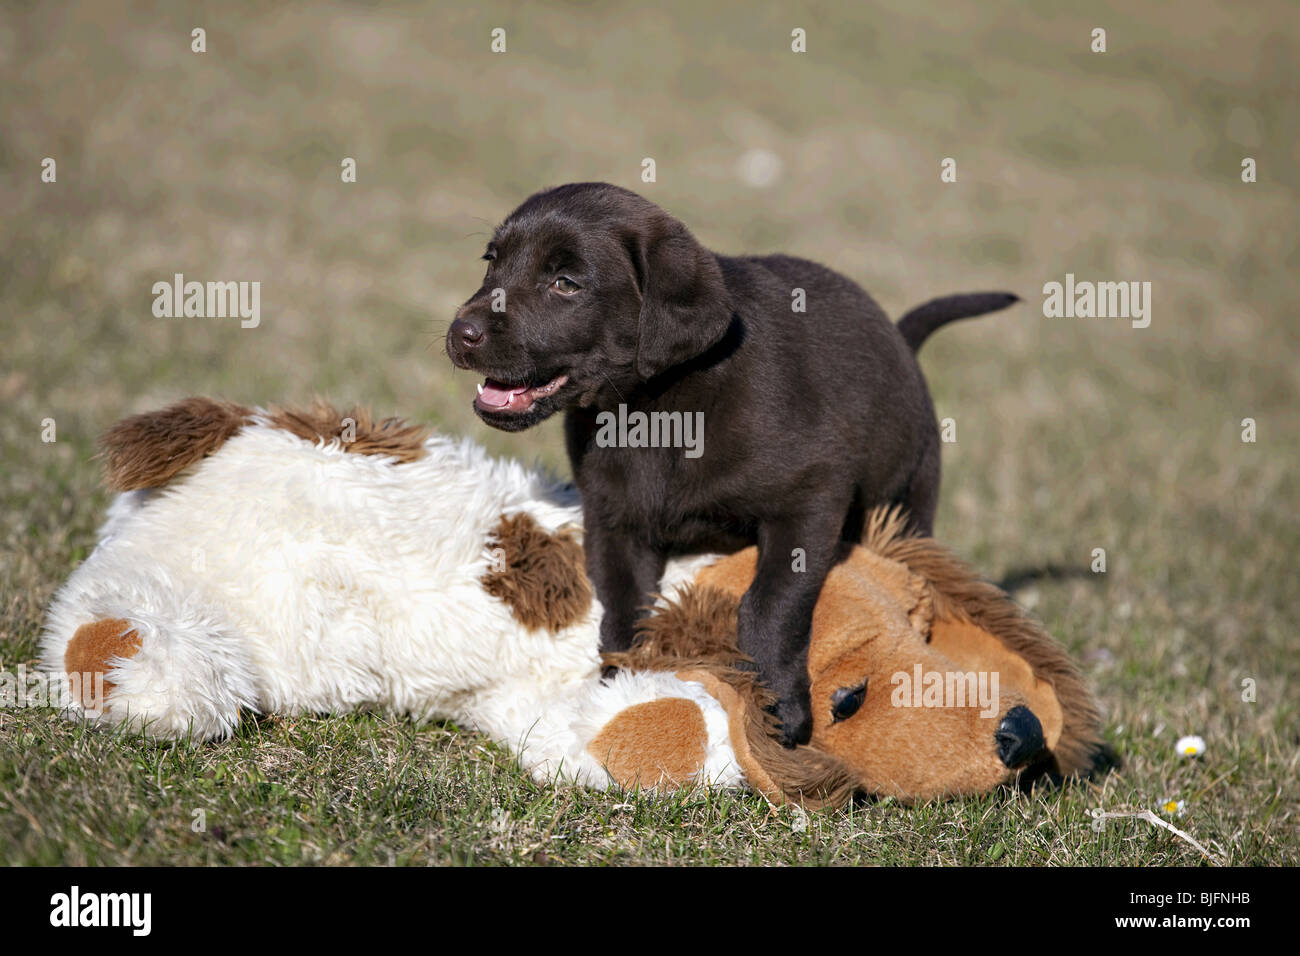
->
[40, 398, 1113, 806]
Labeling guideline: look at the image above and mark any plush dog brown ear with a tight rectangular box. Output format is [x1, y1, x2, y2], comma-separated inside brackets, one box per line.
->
[631, 218, 732, 380]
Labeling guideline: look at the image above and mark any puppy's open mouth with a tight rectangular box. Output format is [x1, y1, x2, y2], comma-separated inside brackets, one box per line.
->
[475, 374, 569, 413]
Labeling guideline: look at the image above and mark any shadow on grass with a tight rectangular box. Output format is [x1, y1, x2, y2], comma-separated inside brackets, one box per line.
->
[996, 564, 1098, 593]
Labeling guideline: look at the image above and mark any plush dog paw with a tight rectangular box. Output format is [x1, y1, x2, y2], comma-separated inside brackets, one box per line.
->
[63, 617, 142, 713]
[587, 697, 709, 789]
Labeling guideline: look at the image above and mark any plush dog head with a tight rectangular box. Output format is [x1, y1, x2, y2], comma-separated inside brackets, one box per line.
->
[445, 182, 731, 431]
[614, 509, 1114, 805]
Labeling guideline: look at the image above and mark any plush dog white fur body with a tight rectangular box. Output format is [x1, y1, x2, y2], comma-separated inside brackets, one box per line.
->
[41, 415, 742, 789]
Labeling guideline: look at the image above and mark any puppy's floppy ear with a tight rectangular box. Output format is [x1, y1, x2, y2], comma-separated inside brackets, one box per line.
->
[630, 219, 731, 380]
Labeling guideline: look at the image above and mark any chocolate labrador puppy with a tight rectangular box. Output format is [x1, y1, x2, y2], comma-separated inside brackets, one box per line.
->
[447, 182, 1017, 746]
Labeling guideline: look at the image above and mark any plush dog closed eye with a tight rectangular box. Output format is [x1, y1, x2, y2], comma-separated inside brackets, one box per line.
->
[447, 182, 1018, 746]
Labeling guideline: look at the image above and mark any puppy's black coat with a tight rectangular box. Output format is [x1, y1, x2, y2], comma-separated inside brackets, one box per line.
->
[447, 183, 1018, 746]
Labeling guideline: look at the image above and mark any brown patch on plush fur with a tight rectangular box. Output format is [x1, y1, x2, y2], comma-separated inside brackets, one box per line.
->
[862, 506, 1109, 777]
[64, 618, 142, 707]
[481, 512, 593, 632]
[99, 397, 429, 491]
[264, 399, 429, 463]
[607, 586, 858, 808]
[99, 397, 255, 491]
[587, 698, 708, 788]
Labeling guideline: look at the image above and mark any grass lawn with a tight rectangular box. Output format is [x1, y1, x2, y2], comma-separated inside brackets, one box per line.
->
[1, 0, 1296, 865]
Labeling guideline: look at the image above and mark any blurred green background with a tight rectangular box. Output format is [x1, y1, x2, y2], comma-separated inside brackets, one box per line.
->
[0, 0, 1296, 863]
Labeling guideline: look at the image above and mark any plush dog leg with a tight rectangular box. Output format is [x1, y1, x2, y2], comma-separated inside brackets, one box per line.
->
[587, 698, 709, 789]
[42, 560, 258, 739]
[62, 617, 142, 712]
[492, 669, 744, 792]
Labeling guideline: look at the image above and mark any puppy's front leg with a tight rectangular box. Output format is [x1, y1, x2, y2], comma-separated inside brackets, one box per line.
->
[737, 512, 844, 748]
[584, 523, 666, 654]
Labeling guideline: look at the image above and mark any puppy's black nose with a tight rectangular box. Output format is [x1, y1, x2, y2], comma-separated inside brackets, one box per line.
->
[995, 705, 1046, 768]
[450, 318, 484, 348]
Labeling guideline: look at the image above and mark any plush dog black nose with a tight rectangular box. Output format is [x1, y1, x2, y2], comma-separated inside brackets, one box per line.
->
[450, 318, 483, 347]
[996, 705, 1046, 768]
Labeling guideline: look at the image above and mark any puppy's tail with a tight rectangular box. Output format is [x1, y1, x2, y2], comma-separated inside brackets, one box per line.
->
[897, 292, 1020, 352]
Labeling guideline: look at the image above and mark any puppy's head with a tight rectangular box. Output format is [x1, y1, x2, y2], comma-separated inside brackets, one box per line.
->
[446, 183, 731, 431]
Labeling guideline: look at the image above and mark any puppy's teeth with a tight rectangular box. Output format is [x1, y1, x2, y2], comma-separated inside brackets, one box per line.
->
[476, 384, 484, 395]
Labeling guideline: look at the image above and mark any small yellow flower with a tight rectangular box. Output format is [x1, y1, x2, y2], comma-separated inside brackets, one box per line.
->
[1162, 799, 1186, 816]
[1174, 734, 1205, 758]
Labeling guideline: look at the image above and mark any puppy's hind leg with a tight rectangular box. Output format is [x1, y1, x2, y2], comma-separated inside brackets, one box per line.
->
[901, 432, 942, 537]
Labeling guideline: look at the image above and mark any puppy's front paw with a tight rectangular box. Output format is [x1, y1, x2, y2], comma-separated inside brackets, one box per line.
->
[773, 691, 813, 748]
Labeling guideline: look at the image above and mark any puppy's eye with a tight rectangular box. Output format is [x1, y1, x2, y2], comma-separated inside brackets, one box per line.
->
[481, 249, 496, 262]
[830, 680, 867, 724]
[551, 277, 581, 295]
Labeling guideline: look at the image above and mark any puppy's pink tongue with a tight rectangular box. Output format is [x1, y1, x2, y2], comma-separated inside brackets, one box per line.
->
[478, 380, 523, 407]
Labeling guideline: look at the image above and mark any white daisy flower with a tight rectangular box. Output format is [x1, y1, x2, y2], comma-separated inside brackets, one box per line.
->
[1174, 734, 1206, 758]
